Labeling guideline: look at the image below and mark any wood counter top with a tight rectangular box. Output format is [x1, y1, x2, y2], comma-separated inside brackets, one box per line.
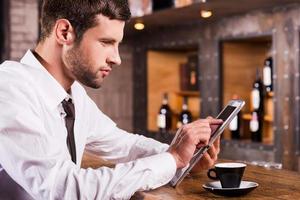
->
[131, 163, 300, 200]
[81, 152, 300, 199]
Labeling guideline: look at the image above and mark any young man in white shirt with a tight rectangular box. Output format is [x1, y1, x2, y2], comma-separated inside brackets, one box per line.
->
[0, 0, 223, 199]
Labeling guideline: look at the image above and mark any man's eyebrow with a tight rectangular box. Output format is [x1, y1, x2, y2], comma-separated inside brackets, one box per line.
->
[98, 38, 122, 43]
[99, 38, 115, 42]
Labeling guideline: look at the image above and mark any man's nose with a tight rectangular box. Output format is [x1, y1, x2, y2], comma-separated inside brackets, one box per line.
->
[108, 48, 121, 66]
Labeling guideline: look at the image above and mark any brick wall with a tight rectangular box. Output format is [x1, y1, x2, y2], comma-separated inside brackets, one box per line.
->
[9, 0, 39, 60]
[8, 0, 134, 131]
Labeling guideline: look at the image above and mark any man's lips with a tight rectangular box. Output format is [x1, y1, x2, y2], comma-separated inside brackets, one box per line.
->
[100, 68, 112, 77]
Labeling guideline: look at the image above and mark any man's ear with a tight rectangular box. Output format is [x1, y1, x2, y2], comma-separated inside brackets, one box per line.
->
[54, 19, 75, 45]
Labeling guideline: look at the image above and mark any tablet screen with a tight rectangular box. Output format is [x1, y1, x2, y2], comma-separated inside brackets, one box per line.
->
[218, 105, 236, 121]
[210, 105, 237, 139]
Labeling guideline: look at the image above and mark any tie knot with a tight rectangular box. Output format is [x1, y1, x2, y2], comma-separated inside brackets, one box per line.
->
[62, 99, 75, 118]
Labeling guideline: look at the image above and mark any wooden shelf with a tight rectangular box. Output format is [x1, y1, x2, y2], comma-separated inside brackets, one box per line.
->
[124, 0, 300, 37]
[267, 91, 274, 98]
[264, 114, 273, 122]
[176, 90, 199, 97]
[242, 113, 273, 122]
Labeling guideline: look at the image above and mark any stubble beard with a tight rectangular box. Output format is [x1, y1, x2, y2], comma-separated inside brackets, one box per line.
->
[64, 46, 103, 89]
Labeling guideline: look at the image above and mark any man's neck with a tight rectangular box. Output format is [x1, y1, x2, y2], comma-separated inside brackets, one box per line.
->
[34, 41, 74, 92]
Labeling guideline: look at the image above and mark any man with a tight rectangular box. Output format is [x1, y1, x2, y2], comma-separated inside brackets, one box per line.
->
[0, 0, 223, 199]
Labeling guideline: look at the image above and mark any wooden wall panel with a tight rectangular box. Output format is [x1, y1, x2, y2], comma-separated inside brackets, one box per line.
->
[147, 51, 187, 131]
[222, 41, 271, 140]
[296, 28, 300, 169]
[222, 42, 270, 111]
[133, 46, 148, 134]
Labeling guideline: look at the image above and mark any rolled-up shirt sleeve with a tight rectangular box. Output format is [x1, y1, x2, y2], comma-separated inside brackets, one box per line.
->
[0, 130, 176, 199]
[85, 126, 171, 163]
[0, 77, 177, 199]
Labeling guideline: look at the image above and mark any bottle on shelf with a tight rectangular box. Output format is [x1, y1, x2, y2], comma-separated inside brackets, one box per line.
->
[229, 94, 241, 139]
[250, 68, 264, 142]
[179, 54, 199, 92]
[152, 0, 174, 11]
[250, 111, 263, 142]
[174, 0, 193, 8]
[128, 0, 152, 17]
[263, 57, 273, 94]
[187, 54, 199, 91]
[157, 93, 172, 134]
[177, 96, 193, 128]
[251, 68, 264, 112]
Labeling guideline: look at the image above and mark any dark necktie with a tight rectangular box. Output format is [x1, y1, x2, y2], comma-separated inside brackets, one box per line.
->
[62, 99, 77, 163]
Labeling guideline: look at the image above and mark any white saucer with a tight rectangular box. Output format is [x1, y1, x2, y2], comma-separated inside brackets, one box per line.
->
[202, 181, 258, 196]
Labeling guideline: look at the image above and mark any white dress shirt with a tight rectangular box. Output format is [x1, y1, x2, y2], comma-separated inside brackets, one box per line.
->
[0, 50, 177, 200]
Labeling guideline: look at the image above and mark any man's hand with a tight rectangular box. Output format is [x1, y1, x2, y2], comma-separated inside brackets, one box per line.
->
[167, 118, 223, 169]
[191, 136, 220, 172]
[191, 116, 222, 172]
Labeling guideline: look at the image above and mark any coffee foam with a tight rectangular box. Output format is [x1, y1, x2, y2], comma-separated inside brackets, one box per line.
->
[215, 162, 246, 168]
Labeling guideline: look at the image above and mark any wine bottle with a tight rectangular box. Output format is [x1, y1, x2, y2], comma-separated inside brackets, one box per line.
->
[177, 96, 192, 128]
[263, 57, 273, 93]
[157, 93, 172, 134]
[251, 68, 264, 112]
[250, 69, 264, 142]
[187, 54, 199, 91]
[229, 95, 241, 139]
[250, 111, 263, 142]
[152, 0, 174, 11]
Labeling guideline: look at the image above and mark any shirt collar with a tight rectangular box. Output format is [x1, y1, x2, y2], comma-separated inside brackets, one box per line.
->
[20, 50, 70, 110]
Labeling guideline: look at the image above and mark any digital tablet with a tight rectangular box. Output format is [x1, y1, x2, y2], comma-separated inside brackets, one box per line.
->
[169, 99, 245, 187]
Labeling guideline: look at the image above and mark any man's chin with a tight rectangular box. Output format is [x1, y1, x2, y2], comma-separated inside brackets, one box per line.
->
[90, 84, 102, 89]
[89, 82, 102, 89]
[81, 80, 102, 89]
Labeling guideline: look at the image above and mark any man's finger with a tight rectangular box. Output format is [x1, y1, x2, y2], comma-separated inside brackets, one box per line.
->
[214, 136, 220, 152]
[201, 153, 214, 169]
[206, 116, 213, 120]
[207, 118, 223, 125]
[207, 144, 218, 161]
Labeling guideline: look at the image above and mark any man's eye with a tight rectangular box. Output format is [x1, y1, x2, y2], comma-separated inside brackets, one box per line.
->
[101, 41, 113, 45]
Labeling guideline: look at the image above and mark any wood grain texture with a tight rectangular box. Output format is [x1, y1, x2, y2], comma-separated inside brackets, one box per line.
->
[147, 51, 200, 131]
[131, 163, 300, 200]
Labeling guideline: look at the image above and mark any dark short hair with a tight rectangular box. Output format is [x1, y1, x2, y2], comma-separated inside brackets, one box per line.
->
[39, 0, 131, 42]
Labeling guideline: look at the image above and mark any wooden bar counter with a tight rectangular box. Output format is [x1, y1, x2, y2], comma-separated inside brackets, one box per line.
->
[131, 163, 300, 200]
